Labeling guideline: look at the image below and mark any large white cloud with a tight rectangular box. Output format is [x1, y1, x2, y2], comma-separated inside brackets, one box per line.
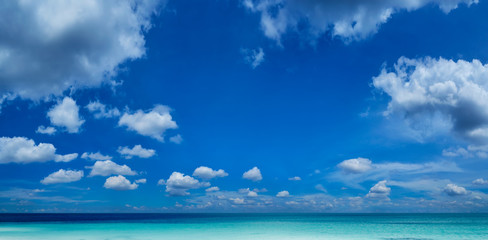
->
[0, 136, 77, 164]
[162, 172, 209, 196]
[47, 97, 84, 133]
[41, 169, 83, 185]
[87, 160, 137, 177]
[338, 157, 372, 174]
[242, 166, 262, 181]
[104, 175, 138, 191]
[193, 166, 228, 180]
[117, 145, 155, 159]
[373, 57, 488, 144]
[0, 0, 163, 101]
[244, 0, 477, 44]
[118, 105, 178, 141]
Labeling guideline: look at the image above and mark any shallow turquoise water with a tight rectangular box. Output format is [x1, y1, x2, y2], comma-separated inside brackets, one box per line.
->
[0, 214, 487, 239]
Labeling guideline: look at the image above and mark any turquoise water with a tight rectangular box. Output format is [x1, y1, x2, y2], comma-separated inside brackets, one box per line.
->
[0, 214, 487, 239]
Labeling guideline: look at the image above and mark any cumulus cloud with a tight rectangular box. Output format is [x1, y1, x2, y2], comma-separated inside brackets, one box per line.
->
[243, 166, 262, 181]
[54, 153, 79, 162]
[81, 152, 112, 161]
[118, 105, 178, 141]
[473, 178, 488, 185]
[193, 166, 228, 180]
[86, 101, 120, 119]
[0, 0, 163, 101]
[276, 190, 290, 197]
[36, 126, 56, 135]
[366, 180, 391, 199]
[104, 175, 138, 191]
[87, 160, 136, 177]
[0, 136, 77, 164]
[206, 186, 220, 192]
[241, 47, 265, 69]
[373, 57, 488, 144]
[117, 145, 155, 159]
[444, 183, 469, 196]
[338, 157, 372, 174]
[47, 97, 84, 133]
[162, 172, 209, 196]
[169, 134, 183, 144]
[243, 0, 477, 44]
[41, 169, 83, 185]
[135, 178, 147, 184]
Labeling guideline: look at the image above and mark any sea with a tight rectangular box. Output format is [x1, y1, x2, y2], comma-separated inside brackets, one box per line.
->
[0, 213, 487, 239]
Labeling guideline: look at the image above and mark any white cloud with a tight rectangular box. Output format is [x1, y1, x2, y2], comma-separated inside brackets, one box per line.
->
[444, 183, 468, 196]
[41, 169, 83, 185]
[47, 97, 84, 133]
[288, 176, 301, 181]
[87, 160, 136, 177]
[0, 0, 163, 101]
[442, 147, 472, 158]
[81, 152, 112, 161]
[162, 172, 209, 196]
[315, 184, 327, 193]
[157, 179, 166, 185]
[244, 0, 477, 44]
[54, 153, 78, 162]
[118, 105, 178, 141]
[206, 186, 220, 192]
[104, 175, 138, 191]
[169, 134, 183, 144]
[36, 126, 56, 135]
[248, 191, 258, 197]
[135, 178, 147, 184]
[243, 166, 262, 181]
[117, 145, 155, 159]
[276, 190, 290, 197]
[366, 180, 391, 199]
[373, 57, 488, 144]
[86, 101, 120, 119]
[229, 198, 245, 204]
[241, 47, 265, 69]
[338, 157, 372, 174]
[193, 166, 228, 180]
[473, 178, 488, 185]
[0, 136, 77, 164]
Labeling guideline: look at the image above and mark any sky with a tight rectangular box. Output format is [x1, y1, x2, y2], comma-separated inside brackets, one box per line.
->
[1, 0, 488, 213]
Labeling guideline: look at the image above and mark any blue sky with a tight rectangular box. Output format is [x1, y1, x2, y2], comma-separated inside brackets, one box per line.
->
[1, 0, 488, 213]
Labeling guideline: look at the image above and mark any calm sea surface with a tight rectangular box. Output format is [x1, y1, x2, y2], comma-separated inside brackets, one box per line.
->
[0, 213, 487, 239]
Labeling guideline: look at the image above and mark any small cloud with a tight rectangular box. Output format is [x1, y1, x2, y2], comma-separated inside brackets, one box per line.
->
[243, 166, 262, 181]
[135, 179, 147, 184]
[169, 134, 183, 144]
[86, 101, 120, 119]
[473, 178, 488, 185]
[193, 166, 228, 180]
[241, 47, 265, 69]
[36, 126, 56, 135]
[162, 172, 209, 196]
[86, 160, 136, 177]
[229, 198, 245, 204]
[117, 145, 155, 159]
[366, 180, 391, 199]
[47, 97, 84, 133]
[104, 175, 138, 191]
[247, 191, 258, 197]
[206, 186, 220, 192]
[315, 184, 327, 193]
[118, 105, 178, 141]
[288, 176, 301, 181]
[41, 169, 84, 185]
[338, 157, 372, 174]
[276, 190, 290, 197]
[81, 152, 112, 161]
[444, 183, 469, 196]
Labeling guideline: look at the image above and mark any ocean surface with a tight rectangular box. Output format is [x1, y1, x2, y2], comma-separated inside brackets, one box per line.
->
[0, 213, 487, 239]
